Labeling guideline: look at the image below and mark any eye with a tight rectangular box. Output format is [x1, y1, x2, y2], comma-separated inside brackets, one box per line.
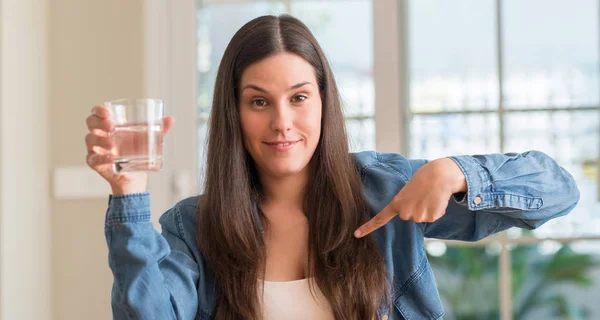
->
[251, 99, 268, 107]
[292, 95, 307, 103]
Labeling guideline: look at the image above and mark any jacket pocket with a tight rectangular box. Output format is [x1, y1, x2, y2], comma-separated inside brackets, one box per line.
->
[393, 258, 445, 320]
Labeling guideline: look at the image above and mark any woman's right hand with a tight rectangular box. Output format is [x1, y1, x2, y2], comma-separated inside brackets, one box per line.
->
[85, 105, 174, 195]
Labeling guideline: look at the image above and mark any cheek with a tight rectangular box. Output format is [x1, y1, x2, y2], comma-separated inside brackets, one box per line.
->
[305, 104, 322, 140]
[240, 111, 264, 143]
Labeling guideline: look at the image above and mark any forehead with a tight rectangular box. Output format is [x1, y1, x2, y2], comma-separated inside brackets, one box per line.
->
[240, 52, 317, 87]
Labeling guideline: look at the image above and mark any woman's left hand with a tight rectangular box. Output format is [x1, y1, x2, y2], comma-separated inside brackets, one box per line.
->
[354, 158, 468, 238]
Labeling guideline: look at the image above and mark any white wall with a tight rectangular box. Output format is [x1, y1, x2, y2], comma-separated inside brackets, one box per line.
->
[49, 1, 146, 319]
[0, 0, 52, 319]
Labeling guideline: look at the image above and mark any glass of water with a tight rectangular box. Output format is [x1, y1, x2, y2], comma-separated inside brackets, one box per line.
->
[105, 98, 164, 173]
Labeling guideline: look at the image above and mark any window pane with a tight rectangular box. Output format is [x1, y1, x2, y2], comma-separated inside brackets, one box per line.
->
[409, 0, 498, 112]
[502, 0, 600, 108]
[513, 241, 600, 320]
[410, 114, 500, 159]
[345, 118, 375, 152]
[197, 2, 287, 115]
[292, 0, 374, 118]
[504, 110, 600, 237]
[291, 0, 375, 152]
[426, 242, 500, 319]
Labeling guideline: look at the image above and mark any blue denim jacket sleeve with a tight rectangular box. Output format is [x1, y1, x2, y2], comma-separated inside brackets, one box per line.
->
[105, 193, 199, 319]
[381, 150, 580, 241]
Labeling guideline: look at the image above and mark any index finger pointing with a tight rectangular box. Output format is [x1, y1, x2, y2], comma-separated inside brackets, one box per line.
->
[354, 205, 397, 238]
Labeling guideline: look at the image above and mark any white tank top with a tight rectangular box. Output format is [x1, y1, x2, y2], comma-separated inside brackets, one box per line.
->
[260, 278, 335, 320]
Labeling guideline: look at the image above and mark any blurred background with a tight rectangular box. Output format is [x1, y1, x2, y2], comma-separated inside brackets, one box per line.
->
[1, 0, 599, 319]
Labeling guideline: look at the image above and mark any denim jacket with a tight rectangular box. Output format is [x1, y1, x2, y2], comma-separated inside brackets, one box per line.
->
[104, 150, 580, 319]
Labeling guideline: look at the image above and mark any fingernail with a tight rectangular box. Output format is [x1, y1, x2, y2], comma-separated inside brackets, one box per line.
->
[354, 230, 362, 238]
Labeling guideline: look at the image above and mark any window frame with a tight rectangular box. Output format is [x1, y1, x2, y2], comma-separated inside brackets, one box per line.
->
[144, 0, 199, 225]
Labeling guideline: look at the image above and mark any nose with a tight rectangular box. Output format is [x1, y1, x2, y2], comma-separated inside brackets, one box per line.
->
[270, 102, 293, 133]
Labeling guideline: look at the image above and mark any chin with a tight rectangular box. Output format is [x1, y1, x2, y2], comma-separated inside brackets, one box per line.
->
[266, 160, 307, 177]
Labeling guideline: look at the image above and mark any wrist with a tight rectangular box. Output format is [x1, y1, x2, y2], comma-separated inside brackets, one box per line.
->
[433, 158, 468, 194]
[109, 172, 148, 195]
[110, 185, 144, 196]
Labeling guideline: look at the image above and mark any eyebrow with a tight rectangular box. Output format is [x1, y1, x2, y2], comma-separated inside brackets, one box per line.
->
[241, 81, 312, 94]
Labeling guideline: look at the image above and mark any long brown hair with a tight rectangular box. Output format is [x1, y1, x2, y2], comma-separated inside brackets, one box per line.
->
[198, 15, 390, 319]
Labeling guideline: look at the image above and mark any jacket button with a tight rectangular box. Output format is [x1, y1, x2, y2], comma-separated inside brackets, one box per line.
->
[473, 196, 482, 205]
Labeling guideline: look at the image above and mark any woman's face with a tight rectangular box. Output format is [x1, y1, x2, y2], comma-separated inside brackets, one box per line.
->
[238, 52, 322, 179]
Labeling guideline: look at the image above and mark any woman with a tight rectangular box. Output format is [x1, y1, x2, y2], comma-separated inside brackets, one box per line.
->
[85, 15, 580, 320]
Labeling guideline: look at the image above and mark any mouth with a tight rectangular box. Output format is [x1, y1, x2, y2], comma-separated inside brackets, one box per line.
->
[263, 140, 301, 151]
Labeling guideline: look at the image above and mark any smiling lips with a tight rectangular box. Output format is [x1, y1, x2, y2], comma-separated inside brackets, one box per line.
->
[264, 140, 300, 151]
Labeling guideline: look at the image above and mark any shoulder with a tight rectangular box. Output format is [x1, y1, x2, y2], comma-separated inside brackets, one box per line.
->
[158, 195, 203, 242]
[352, 151, 419, 182]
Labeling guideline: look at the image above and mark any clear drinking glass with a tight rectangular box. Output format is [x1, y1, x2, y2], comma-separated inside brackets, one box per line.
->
[104, 98, 165, 173]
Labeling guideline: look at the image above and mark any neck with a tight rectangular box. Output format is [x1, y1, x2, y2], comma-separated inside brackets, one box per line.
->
[259, 169, 309, 212]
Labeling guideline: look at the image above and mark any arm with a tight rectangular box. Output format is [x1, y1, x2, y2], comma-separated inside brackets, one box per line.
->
[354, 150, 580, 242]
[105, 193, 199, 319]
[417, 151, 580, 241]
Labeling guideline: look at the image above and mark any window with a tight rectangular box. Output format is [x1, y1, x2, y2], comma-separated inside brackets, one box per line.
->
[407, 0, 600, 318]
